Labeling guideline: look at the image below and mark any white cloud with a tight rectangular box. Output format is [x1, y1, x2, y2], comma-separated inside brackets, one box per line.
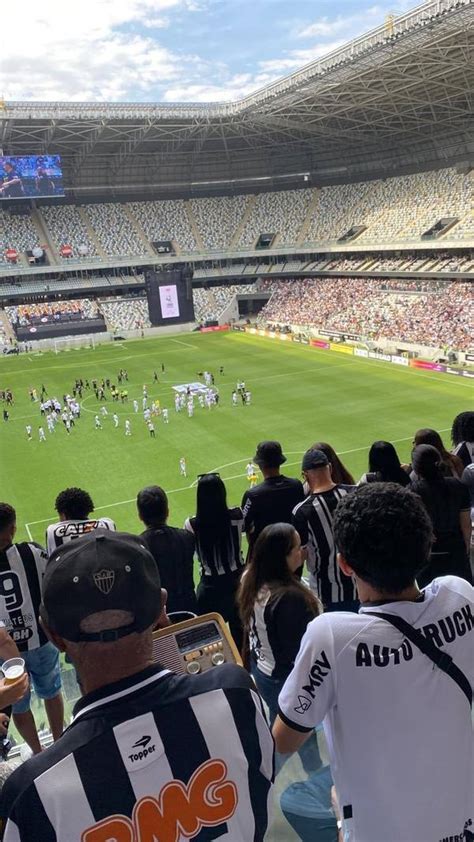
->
[2, 0, 194, 101]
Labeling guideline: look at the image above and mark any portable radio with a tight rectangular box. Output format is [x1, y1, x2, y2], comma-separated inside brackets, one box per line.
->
[152, 612, 242, 675]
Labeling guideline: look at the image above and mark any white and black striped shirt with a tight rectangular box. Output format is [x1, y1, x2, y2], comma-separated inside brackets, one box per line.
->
[46, 518, 116, 557]
[0, 664, 273, 842]
[0, 543, 48, 652]
[292, 485, 356, 607]
[185, 508, 244, 577]
[250, 587, 318, 679]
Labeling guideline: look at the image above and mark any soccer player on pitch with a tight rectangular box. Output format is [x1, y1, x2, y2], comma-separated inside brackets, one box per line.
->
[180, 457, 187, 478]
[125, 420, 131, 437]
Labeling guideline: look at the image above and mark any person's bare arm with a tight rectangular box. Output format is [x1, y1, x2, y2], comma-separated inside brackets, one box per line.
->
[272, 715, 312, 754]
[0, 629, 20, 662]
[460, 509, 472, 554]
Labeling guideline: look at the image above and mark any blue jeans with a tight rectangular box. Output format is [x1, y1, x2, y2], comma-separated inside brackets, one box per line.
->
[10, 642, 62, 714]
[251, 663, 321, 775]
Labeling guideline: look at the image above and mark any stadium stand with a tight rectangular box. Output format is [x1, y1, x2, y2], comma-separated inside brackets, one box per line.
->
[304, 168, 473, 244]
[128, 200, 196, 253]
[259, 278, 472, 349]
[192, 283, 254, 322]
[237, 189, 313, 248]
[40, 206, 98, 259]
[83, 204, 149, 257]
[190, 195, 250, 251]
[5, 299, 99, 327]
[0, 210, 41, 264]
[99, 297, 151, 331]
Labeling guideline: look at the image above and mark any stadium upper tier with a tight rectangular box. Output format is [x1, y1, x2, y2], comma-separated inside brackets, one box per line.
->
[0, 167, 473, 268]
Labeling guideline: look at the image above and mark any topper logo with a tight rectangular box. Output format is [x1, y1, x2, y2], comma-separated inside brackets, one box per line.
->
[82, 759, 238, 842]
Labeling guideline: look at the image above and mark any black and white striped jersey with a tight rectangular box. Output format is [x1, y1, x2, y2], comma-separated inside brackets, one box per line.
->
[292, 485, 356, 607]
[0, 542, 48, 651]
[0, 663, 274, 842]
[250, 586, 318, 679]
[185, 508, 244, 577]
[46, 518, 116, 557]
[453, 440, 474, 469]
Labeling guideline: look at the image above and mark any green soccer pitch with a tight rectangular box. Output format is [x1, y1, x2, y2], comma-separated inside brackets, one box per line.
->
[0, 330, 470, 545]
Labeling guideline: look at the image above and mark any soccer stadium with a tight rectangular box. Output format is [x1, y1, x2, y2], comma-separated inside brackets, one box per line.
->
[0, 0, 473, 839]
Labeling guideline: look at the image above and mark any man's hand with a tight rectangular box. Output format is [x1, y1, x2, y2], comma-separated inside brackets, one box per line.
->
[0, 629, 20, 663]
[154, 589, 171, 630]
[0, 674, 29, 710]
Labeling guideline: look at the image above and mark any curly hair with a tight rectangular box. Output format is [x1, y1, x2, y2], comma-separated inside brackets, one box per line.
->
[451, 411, 474, 447]
[333, 483, 432, 593]
[0, 503, 16, 532]
[55, 487, 94, 520]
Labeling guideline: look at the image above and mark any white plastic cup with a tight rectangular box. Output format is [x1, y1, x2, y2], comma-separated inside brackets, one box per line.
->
[2, 658, 25, 686]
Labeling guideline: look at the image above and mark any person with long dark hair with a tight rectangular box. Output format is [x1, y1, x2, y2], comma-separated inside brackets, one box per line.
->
[238, 522, 321, 771]
[358, 440, 410, 486]
[308, 442, 355, 485]
[411, 428, 463, 478]
[185, 473, 244, 647]
[411, 444, 472, 585]
[451, 411, 474, 468]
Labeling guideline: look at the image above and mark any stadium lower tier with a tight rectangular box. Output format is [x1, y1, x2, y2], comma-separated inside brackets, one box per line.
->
[1, 275, 471, 352]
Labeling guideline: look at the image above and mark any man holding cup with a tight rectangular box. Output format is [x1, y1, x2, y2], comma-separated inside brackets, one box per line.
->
[0, 530, 273, 841]
[0, 504, 63, 756]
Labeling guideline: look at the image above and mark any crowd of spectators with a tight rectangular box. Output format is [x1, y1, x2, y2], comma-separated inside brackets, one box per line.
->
[40, 205, 97, 259]
[0, 409, 471, 841]
[259, 277, 472, 349]
[4, 299, 99, 327]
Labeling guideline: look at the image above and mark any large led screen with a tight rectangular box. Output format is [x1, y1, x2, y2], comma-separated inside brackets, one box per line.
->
[0, 155, 64, 200]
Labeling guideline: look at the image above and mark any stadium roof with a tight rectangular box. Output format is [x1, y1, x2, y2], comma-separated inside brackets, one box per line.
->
[1, 0, 473, 198]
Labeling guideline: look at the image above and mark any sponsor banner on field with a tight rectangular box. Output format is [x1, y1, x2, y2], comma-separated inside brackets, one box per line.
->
[369, 351, 392, 362]
[410, 359, 445, 372]
[391, 355, 409, 366]
[310, 339, 330, 350]
[200, 324, 229, 333]
[461, 369, 474, 378]
[232, 325, 246, 332]
[465, 353, 474, 362]
[319, 330, 360, 341]
[293, 335, 310, 345]
[354, 348, 368, 358]
[329, 343, 353, 355]
[279, 333, 290, 341]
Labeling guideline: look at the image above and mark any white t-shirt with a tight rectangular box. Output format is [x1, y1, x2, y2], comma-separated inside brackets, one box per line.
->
[278, 576, 474, 842]
[46, 518, 116, 557]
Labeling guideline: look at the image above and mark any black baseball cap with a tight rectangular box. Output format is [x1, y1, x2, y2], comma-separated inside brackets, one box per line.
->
[41, 530, 162, 643]
[254, 440, 287, 467]
[302, 449, 330, 471]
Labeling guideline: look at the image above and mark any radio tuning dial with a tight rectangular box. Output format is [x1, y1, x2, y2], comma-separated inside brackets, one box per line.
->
[211, 652, 225, 666]
[186, 660, 201, 674]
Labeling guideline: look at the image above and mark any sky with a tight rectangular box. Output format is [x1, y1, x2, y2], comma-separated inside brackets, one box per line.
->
[1, 0, 418, 103]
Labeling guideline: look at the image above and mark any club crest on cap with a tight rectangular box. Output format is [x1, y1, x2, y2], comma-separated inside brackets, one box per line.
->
[93, 569, 115, 595]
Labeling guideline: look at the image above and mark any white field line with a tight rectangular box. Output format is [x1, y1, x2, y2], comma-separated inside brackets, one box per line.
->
[24, 429, 449, 535]
[170, 338, 199, 350]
